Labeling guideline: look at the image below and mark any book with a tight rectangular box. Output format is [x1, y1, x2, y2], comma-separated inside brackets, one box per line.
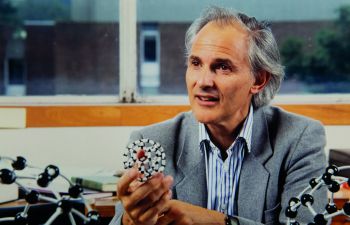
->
[0, 184, 18, 203]
[71, 176, 119, 192]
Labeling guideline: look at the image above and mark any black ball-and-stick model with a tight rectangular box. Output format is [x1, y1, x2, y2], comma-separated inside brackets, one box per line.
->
[0, 156, 100, 225]
[123, 139, 166, 182]
[286, 165, 350, 225]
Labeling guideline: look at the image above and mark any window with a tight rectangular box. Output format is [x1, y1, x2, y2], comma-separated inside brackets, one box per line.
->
[136, 1, 350, 96]
[0, 0, 350, 102]
[143, 33, 157, 62]
[0, 0, 119, 97]
[6, 58, 26, 96]
[139, 24, 160, 95]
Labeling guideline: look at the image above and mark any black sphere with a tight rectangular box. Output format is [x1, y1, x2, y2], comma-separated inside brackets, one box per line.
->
[301, 194, 314, 206]
[37, 172, 51, 187]
[57, 199, 72, 213]
[45, 165, 59, 180]
[0, 168, 16, 184]
[328, 181, 340, 193]
[289, 197, 300, 207]
[326, 165, 339, 176]
[343, 202, 350, 215]
[14, 213, 28, 225]
[25, 190, 40, 204]
[69, 184, 83, 198]
[322, 173, 332, 185]
[285, 206, 298, 218]
[12, 156, 26, 170]
[309, 178, 318, 188]
[85, 211, 100, 225]
[325, 203, 337, 214]
[313, 214, 327, 225]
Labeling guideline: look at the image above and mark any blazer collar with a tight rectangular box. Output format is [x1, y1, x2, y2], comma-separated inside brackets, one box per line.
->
[174, 113, 207, 208]
[250, 106, 273, 164]
[237, 106, 272, 221]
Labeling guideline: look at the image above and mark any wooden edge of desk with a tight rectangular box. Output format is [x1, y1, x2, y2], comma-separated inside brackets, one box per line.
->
[0, 104, 349, 127]
[92, 196, 119, 218]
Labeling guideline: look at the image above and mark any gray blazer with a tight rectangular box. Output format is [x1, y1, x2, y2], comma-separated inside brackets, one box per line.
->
[110, 105, 327, 225]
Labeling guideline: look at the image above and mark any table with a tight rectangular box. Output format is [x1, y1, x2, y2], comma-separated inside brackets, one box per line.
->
[0, 196, 119, 225]
[3, 191, 350, 224]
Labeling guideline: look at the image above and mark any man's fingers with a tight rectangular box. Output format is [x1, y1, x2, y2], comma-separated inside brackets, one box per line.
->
[128, 175, 173, 220]
[124, 174, 173, 223]
[141, 175, 173, 203]
[128, 173, 164, 206]
[117, 167, 139, 197]
[139, 190, 172, 223]
[128, 179, 143, 192]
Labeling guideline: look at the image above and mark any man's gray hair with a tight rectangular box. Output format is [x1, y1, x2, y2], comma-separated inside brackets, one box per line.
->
[185, 6, 285, 108]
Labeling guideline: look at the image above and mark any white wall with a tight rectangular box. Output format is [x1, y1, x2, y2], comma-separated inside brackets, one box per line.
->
[0, 127, 140, 176]
[0, 126, 349, 176]
[324, 126, 350, 158]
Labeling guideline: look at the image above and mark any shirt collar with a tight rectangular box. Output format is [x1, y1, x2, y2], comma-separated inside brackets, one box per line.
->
[198, 104, 254, 153]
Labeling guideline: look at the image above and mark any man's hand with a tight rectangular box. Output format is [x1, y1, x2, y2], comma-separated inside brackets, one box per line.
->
[117, 167, 173, 225]
[156, 200, 226, 225]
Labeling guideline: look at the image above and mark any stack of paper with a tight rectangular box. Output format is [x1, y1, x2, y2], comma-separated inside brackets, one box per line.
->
[71, 176, 120, 192]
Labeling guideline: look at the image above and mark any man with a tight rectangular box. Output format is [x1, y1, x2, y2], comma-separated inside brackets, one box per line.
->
[110, 6, 327, 225]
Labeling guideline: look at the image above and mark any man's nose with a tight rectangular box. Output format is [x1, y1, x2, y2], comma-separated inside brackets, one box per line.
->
[197, 69, 215, 88]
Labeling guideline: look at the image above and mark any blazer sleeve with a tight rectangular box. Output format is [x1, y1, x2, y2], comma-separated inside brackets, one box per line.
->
[108, 131, 144, 225]
[237, 120, 327, 225]
[280, 120, 327, 224]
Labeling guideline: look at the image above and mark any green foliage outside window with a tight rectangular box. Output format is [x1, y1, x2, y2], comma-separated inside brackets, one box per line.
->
[281, 5, 350, 84]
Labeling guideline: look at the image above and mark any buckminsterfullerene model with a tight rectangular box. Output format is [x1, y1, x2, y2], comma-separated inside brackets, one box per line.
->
[123, 138, 166, 182]
[286, 165, 350, 225]
[0, 156, 100, 225]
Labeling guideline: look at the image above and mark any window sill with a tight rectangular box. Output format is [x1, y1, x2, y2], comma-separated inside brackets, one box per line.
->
[0, 94, 349, 127]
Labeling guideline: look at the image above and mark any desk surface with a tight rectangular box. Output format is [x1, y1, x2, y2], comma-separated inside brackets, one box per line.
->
[2, 189, 350, 224]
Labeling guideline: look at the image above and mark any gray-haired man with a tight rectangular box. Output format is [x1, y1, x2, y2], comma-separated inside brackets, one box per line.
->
[110, 6, 327, 225]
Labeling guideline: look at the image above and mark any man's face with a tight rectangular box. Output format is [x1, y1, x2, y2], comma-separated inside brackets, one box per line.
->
[186, 21, 258, 126]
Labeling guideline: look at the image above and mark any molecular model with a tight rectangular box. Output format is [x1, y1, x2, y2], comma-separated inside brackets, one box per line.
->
[0, 156, 100, 225]
[123, 139, 166, 182]
[286, 165, 350, 225]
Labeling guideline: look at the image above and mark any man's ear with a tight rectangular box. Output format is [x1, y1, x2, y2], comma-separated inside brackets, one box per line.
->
[250, 70, 270, 94]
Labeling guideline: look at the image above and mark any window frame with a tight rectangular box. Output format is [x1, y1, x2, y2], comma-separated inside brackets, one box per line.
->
[0, 0, 350, 127]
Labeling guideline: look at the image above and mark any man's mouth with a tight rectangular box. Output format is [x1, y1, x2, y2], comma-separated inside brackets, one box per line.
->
[194, 94, 220, 106]
[197, 96, 219, 101]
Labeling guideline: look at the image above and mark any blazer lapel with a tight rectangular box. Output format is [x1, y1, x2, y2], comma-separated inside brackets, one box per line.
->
[174, 114, 207, 208]
[237, 107, 272, 221]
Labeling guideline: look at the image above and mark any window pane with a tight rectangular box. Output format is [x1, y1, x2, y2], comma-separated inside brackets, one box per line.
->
[0, 0, 119, 96]
[8, 59, 25, 85]
[144, 37, 156, 62]
[2, 1, 349, 98]
[137, 0, 350, 96]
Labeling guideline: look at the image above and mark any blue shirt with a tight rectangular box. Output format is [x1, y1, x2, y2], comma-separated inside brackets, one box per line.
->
[199, 105, 253, 216]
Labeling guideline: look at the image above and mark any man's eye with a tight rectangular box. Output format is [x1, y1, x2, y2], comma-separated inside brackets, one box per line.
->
[191, 60, 200, 67]
[220, 64, 229, 70]
[217, 63, 231, 72]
